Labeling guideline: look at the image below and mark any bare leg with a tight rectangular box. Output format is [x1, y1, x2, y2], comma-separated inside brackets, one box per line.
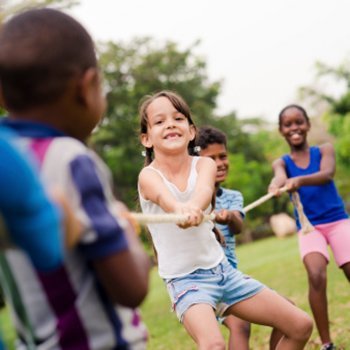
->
[223, 315, 250, 350]
[341, 261, 350, 282]
[225, 288, 313, 350]
[223, 310, 284, 350]
[269, 327, 284, 350]
[182, 303, 226, 350]
[303, 252, 330, 344]
[269, 297, 296, 350]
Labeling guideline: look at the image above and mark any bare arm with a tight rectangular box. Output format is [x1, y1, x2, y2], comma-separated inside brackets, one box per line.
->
[215, 209, 243, 235]
[138, 167, 179, 212]
[289, 143, 335, 190]
[190, 157, 217, 210]
[70, 155, 150, 308]
[92, 204, 150, 308]
[282, 143, 335, 192]
[138, 157, 216, 228]
[268, 158, 288, 194]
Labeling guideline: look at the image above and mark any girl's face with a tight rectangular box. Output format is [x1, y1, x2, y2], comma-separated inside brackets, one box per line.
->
[199, 143, 229, 185]
[141, 96, 195, 155]
[279, 107, 310, 147]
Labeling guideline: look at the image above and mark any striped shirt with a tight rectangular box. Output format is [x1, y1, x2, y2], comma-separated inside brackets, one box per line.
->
[0, 119, 147, 350]
[215, 187, 244, 268]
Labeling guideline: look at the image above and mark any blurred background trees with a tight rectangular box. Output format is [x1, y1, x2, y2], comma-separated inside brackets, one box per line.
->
[1, 0, 350, 242]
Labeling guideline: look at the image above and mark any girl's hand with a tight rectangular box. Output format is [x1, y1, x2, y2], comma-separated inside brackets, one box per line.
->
[175, 203, 204, 228]
[268, 182, 285, 197]
[285, 177, 301, 192]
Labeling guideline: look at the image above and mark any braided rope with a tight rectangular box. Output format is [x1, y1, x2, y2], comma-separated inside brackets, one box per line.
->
[129, 187, 313, 235]
[243, 186, 289, 213]
[129, 212, 215, 225]
[291, 192, 314, 234]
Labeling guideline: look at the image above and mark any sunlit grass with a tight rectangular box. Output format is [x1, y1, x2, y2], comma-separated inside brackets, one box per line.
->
[142, 235, 350, 349]
[1, 235, 349, 349]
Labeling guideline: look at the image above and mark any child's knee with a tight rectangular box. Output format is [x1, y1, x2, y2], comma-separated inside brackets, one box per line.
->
[198, 336, 226, 350]
[293, 313, 313, 341]
[308, 269, 327, 289]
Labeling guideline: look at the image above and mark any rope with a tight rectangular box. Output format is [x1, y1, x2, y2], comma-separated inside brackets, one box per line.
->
[129, 186, 314, 235]
[243, 186, 314, 235]
[291, 192, 314, 234]
[129, 212, 215, 225]
[243, 186, 289, 213]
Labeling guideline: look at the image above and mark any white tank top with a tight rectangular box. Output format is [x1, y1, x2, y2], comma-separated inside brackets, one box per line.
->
[138, 156, 224, 279]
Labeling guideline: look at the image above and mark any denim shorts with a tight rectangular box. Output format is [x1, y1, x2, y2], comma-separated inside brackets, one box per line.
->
[164, 259, 264, 322]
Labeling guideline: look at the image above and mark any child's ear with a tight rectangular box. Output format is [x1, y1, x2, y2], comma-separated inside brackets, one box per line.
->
[77, 67, 100, 107]
[140, 133, 152, 148]
[189, 124, 196, 141]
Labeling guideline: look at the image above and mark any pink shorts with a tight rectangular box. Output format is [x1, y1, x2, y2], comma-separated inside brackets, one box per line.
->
[298, 218, 350, 267]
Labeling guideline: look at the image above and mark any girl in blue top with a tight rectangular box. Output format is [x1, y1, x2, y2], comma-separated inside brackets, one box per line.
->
[268, 104, 350, 350]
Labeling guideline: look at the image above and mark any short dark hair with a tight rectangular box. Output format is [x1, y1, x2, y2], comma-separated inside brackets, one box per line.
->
[0, 8, 97, 110]
[195, 125, 227, 151]
[278, 104, 310, 127]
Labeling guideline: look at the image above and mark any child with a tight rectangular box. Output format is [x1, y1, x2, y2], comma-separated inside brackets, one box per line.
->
[0, 128, 71, 350]
[0, 8, 150, 349]
[138, 90, 313, 349]
[195, 125, 283, 350]
[0, 129, 64, 269]
[268, 104, 350, 350]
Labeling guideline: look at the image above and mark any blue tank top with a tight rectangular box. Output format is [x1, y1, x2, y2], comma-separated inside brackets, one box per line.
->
[282, 146, 348, 229]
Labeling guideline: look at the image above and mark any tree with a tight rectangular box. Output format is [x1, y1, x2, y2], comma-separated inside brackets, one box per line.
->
[299, 59, 350, 202]
[1, 0, 78, 22]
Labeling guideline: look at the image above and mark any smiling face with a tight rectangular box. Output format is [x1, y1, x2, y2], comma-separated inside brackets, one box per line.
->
[279, 107, 310, 148]
[141, 96, 196, 156]
[200, 143, 229, 185]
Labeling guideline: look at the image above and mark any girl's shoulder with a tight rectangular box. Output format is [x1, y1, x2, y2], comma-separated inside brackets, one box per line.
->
[196, 155, 216, 168]
[311, 143, 335, 160]
[138, 164, 161, 181]
[318, 142, 334, 153]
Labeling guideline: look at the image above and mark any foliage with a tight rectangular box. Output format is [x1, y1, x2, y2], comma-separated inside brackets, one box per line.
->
[93, 38, 221, 206]
[299, 59, 350, 202]
[1, 0, 78, 22]
[93, 38, 276, 212]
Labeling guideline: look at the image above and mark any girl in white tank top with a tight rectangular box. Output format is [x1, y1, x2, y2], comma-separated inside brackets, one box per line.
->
[137, 91, 313, 349]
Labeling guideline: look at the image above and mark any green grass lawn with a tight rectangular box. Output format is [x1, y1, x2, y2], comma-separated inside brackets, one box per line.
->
[141, 235, 350, 349]
[1, 235, 349, 349]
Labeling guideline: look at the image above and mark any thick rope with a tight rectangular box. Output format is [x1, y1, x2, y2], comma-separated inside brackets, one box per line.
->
[242, 186, 313, 235]
[129, 212, 215, 225]
[291, 192, 314, 234]
[129, 186, 314, 235]
[243, 186, 289, 213]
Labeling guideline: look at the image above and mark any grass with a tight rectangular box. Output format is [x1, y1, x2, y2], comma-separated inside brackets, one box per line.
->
[141, 235, 350, 349]
[1, 235, 349, 349]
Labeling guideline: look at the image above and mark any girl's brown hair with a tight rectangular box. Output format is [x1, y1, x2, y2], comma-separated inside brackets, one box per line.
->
[139, 90, 197, 166]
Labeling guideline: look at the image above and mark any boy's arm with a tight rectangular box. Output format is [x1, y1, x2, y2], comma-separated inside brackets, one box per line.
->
[70, 155, 150, 308]
[215, 210, 243, 235]
[92, 206, 150, 308]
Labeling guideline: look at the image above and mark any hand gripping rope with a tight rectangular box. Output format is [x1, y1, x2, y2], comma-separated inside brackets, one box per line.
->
[130, 186, 314, 234]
